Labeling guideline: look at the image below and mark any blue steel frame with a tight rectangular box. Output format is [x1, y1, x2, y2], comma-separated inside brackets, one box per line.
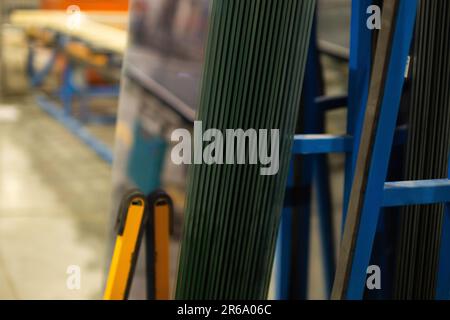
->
[58, 58, 119, 124]
[436, 160, 450, 300]
[26, 31, 120, 163]
[276, 14, 342, 298]
[277, 0, 450, 300]
[343, 0, 374, 227]
[35, 94, 113, 164]
[342, 0, 418, 299]
[276, 0, 375, 299]
[276, 161, 295, 299]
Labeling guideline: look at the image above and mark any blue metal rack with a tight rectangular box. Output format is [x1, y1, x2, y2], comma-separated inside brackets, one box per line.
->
[276, 0, 450, 300]
[26, 32, 120, 163]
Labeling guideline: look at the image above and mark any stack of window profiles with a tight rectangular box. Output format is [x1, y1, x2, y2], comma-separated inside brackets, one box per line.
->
[394, 0, 450, 300]
[176, 0, 316, 299]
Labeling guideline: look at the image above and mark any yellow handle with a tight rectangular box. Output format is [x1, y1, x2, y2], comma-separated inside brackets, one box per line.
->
[104, 194, 146, 300]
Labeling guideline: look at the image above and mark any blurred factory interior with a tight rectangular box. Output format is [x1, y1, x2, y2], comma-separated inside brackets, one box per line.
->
[0, 0, 349, 299]
[1, 0, 448, 302]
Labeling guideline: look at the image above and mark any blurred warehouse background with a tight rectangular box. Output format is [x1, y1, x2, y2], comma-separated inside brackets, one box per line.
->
[0, 0, 350, 299]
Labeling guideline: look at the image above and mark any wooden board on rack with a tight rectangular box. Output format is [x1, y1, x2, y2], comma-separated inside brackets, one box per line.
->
[10, 10, 128, 55]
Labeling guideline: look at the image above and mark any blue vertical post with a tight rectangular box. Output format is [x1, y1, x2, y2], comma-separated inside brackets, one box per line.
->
[436, 156, 450, 300]
[296, 20, 319, 298]
[345, 0, 418, 299]
[305, 21, 336, 295]
[127, 121, 167, 195]
[27, 45, 58, 88]
[26, 43, 35, 81]
[343, 0, 373, 227]
[276, 155, 313, 300]
[276, 11, 337, 299]
[276, 160, 295, 300]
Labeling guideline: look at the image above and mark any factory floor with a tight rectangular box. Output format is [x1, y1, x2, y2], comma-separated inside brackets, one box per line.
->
[0, 96, 111, 299]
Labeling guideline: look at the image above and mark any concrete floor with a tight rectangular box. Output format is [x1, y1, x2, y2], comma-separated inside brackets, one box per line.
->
[0, 97, 111, 299]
